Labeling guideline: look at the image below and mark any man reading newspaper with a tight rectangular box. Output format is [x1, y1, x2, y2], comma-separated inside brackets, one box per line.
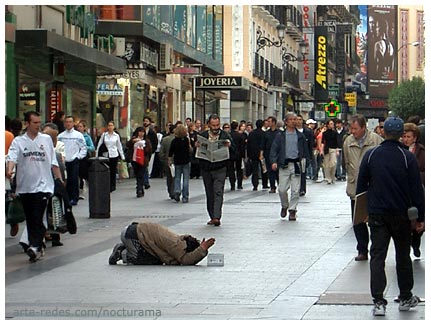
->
[195, 114, 235, 226]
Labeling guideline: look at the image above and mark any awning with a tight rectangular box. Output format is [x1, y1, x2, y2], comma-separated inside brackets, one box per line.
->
[15, 30, 126, 78]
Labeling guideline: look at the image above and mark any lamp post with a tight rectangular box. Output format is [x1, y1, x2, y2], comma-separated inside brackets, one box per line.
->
[281, 40, 309, 63]
[256, 24, 286, 52]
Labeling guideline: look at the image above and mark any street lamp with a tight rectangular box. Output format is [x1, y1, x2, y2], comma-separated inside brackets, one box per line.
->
[281, 40, 309, 63]
[256, 24, 286, 52]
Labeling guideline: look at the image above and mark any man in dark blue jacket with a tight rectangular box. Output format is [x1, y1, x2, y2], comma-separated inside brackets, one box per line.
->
[270, 112, 307, 221]
[356, 117, 425, 316]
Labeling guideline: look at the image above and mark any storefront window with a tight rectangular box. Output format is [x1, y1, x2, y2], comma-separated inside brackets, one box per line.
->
[95, 78, 126, 139]
[71, 87, 92, 131]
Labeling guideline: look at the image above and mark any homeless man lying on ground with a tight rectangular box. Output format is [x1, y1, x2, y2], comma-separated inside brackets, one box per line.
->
[109, 222, 216, 265]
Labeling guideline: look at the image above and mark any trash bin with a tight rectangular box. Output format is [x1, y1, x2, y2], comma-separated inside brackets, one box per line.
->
[88, 157, 110, 218]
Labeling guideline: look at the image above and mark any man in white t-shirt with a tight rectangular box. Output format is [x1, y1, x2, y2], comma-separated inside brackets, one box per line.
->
[6, 111, 63, 262]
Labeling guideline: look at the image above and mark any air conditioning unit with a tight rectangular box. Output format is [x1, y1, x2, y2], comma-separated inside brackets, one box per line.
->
[158, 43, 172, 71]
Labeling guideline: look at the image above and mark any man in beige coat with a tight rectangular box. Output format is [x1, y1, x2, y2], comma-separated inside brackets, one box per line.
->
[109, 222, 215, 265]
[343, 115, 383, 261]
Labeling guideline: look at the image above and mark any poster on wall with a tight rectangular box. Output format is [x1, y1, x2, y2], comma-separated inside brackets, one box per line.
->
[196, 6, 207, 52]
[355, 5, 368, 92]
[367, 5, 397, 98]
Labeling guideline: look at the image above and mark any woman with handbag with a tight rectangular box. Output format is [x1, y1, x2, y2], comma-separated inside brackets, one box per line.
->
[126, 127, 152, 198]
[96, 121, 125, 192]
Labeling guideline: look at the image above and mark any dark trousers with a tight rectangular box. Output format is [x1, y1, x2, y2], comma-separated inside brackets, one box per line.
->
[227, 159, 243, 189]
[368, 213, 413, 303]
[150, 152, 163, 178]
[20, 192, 50, 250]
[108, 157, 119, 191]
[202, 167, 227, 220]
[132, 161, 145, 194]
[265, 159, 278, 189]
[162, 163, 175, 198]
[251, 159, 267, 189]
[66, 158, 80, 202]
[190, 159, 201, 179]
[300, 172, 307, 194]
[351, 200, 369, 254]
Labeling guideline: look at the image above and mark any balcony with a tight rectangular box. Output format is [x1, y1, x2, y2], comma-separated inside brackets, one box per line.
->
[285, 6, 303, 41]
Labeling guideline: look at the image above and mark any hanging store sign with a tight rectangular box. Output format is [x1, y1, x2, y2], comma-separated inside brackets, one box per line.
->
[195, 76, 249, 90]
[314, 26, 328, 102]
[49, 88, 62, 121]
[96, 82, 124, 95]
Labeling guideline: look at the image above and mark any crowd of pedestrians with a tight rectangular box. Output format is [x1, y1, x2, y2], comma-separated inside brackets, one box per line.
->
[5, 110, 426, 317]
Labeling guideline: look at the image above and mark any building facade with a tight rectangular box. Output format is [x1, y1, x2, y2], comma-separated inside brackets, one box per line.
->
[5, 5, 126, 139]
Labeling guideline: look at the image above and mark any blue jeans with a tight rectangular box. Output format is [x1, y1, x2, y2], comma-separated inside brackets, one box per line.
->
[174, 163, 190, 200]
[336, 149, 345, 178]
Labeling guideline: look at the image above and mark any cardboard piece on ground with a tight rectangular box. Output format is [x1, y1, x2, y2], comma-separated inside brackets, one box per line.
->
[353, 191, 368, 225]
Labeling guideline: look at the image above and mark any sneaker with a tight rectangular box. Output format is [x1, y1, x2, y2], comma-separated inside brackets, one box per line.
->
[373, 302, 386, 316]
[399, 295, 420, 311]
[109, 243, 125, 265]
[27, 246, 42, 262]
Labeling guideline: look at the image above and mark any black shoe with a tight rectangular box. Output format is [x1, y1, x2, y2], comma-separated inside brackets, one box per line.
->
[174, 194, 180, 202]
[299, 191, 305, 196]
[413, 247, 421, 258]
[253, 187, 258, 191]
[144, 184, 151, 189]
[52, 240, 63, 247]
[237, 186, 243, 190]
[19, 242, 30, 253]
[109, 243, 125, 265]
[136, 191, 144, 198]
[355, 253, 368, 261]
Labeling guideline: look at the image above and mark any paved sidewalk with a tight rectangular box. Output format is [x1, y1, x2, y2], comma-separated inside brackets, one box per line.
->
[4, 176, 425, 320]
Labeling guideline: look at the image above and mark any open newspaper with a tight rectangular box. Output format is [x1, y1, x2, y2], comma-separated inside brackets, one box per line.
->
[196, 134, 230, 163]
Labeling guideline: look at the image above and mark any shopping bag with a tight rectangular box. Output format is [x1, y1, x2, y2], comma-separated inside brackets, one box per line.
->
[118, 160, 129, 179]
[47, 195, 68, 233]
[135, 147, 145, 166]
[6, 195, 26, 225]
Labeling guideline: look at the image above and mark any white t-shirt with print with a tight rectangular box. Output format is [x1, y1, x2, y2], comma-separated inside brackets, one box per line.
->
[6, 132, 58, 195]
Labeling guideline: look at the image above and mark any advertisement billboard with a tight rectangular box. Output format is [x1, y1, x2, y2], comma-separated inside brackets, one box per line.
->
[367, 5, 397, 98]
[314, 26, 329, 102]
